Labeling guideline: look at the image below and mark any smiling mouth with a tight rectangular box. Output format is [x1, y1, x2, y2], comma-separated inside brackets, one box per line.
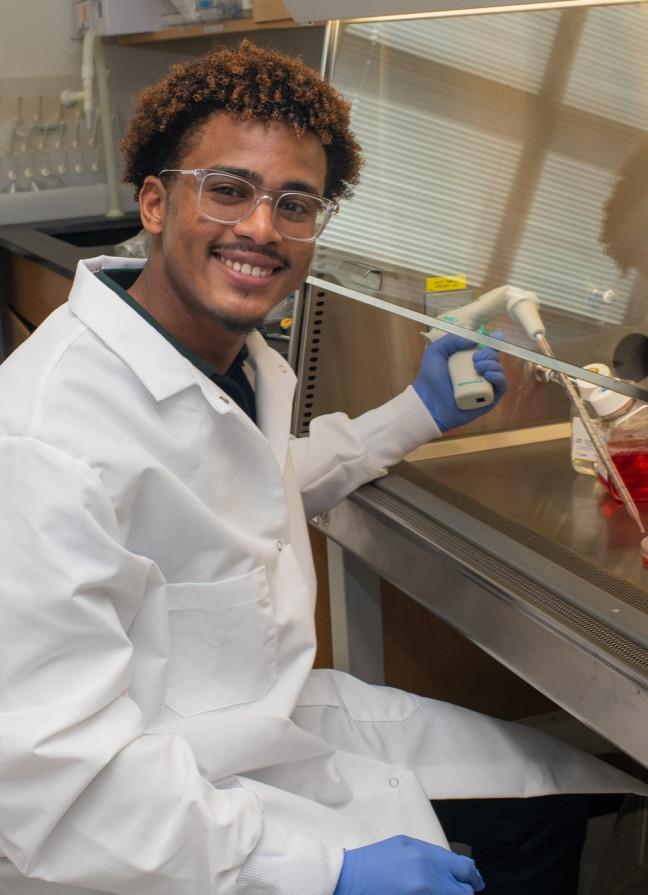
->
[212, 253, 282, 280]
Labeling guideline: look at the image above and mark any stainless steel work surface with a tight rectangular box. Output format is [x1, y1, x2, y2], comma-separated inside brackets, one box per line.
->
[317, 438, 648, 764]
[398, 439, 648, 596]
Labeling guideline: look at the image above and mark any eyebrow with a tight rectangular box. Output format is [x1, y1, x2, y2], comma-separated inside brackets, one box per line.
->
[209, 165, 322, 197]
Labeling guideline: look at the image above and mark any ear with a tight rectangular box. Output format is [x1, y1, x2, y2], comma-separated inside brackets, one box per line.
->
[138, 175, 167, 236]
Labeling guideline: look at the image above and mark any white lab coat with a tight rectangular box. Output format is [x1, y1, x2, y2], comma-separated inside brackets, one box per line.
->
[0, 256, 640, 895]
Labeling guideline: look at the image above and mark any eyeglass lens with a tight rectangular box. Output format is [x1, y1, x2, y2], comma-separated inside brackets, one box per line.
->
[198, 172, 329, 239]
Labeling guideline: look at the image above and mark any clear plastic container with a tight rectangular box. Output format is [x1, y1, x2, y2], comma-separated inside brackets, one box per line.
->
[589, 387, 648, 501]
[570, 363, 611, 476]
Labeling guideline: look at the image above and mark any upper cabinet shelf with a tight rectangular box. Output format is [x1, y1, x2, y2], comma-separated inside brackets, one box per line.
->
[117, 0, 306, 45]
[117, 17, 299, 45]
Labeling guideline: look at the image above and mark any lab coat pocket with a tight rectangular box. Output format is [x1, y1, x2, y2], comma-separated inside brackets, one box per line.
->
[165, 568, 277, 715]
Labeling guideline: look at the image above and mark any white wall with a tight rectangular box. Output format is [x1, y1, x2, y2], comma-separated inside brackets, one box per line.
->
[0, 2, 325, 130]
[0, 0, 79, 79]
[0, 2, 325, 223]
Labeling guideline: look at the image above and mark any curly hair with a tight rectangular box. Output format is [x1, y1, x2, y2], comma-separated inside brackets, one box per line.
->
[601, 138, 648, 275]
[120, 39, 362, 202]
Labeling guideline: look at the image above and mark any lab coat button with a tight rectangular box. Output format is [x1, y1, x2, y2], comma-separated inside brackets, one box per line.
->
[219, 395, 230, 404]
[279, 365, 288, 373]
[389, 777, 399, 788]
[276, 540, 283, 551]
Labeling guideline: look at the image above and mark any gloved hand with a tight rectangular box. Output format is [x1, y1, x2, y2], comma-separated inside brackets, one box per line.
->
[333, 836, 485, 895]
[413, 333, 507, 433]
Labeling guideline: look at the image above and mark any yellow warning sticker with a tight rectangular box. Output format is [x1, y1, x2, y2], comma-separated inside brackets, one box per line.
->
[425, 275, 467, 293]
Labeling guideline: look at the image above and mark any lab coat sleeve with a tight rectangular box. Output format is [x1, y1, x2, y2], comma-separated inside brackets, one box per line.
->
[289, 386, 441, 519]
[236, 827, 343, 895]
[0, 436, 339, 895]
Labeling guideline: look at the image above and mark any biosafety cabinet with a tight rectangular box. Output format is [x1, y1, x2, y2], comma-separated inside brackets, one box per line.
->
[291, 4, 648, 769]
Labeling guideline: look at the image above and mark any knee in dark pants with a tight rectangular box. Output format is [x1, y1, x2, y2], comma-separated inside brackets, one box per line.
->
[432, 794, 591, 895]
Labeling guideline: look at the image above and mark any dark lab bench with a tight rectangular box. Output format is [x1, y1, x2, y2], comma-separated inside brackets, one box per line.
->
[0, 214, 142, 356]
[0, 214, 143, 280]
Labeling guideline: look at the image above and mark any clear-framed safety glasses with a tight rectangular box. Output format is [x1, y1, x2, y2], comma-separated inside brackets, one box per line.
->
[159, 168, 339, 242]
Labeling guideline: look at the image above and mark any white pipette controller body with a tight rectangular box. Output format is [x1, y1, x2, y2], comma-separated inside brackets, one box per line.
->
[423, 285, 544, 410]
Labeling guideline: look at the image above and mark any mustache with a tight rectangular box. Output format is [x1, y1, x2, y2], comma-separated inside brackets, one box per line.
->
[208, 241, 290, 269]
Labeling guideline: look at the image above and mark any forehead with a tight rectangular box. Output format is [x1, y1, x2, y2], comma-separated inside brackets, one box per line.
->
[181, 112, 327, 192]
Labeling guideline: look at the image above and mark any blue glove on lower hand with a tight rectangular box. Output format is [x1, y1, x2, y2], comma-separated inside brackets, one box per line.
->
[333, 835, 485, 895]
[413, 333, 507, 433]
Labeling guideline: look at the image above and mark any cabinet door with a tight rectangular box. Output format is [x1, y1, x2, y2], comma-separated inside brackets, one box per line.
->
[5, 253, 71, 328]
[3, 306, 32, 356]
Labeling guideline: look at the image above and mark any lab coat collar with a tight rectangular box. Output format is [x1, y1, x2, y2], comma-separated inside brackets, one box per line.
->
[243, 330, 297, 468]
[69, 256, 297, 466]
[69, 257, 198, 403]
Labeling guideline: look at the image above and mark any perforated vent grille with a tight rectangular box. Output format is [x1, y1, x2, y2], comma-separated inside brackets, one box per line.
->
[397, 471, 648, 616]
[297, 290, 327, 436]
[354, 487, 648, 677]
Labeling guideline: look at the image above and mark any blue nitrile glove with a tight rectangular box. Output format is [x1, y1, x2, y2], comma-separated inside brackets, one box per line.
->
[333, 836, 485, 895]
[413, 332, 507, 432]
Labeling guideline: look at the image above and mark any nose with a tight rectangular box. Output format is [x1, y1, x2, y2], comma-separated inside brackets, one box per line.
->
[232, 195, 282, 245]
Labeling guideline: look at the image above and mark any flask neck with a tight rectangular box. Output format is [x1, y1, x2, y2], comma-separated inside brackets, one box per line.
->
[601, 400, 636, 422]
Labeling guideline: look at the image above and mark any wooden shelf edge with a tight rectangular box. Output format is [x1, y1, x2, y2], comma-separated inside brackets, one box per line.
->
[117, 18, 307, 45]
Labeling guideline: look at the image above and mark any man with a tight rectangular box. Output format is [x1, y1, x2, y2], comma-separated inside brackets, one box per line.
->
[0, 41, 639, 895]
[601, 135, 648, 277]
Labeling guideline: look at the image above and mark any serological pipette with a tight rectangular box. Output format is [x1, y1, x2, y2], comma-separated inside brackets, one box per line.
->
[534, 332, 645, 534]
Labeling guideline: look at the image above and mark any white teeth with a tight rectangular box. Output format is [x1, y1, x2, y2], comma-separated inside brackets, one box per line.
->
[221, 257, 273, 278]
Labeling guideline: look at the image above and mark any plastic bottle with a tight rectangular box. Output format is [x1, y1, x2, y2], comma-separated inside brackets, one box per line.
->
[570, 363, 611, 476]
[589, 386, 648, 501]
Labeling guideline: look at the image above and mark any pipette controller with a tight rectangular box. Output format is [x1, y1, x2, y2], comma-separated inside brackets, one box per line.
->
[423, 285, 545, 410]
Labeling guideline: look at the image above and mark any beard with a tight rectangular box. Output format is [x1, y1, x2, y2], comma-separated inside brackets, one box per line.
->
[206, 296, 266, 334]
